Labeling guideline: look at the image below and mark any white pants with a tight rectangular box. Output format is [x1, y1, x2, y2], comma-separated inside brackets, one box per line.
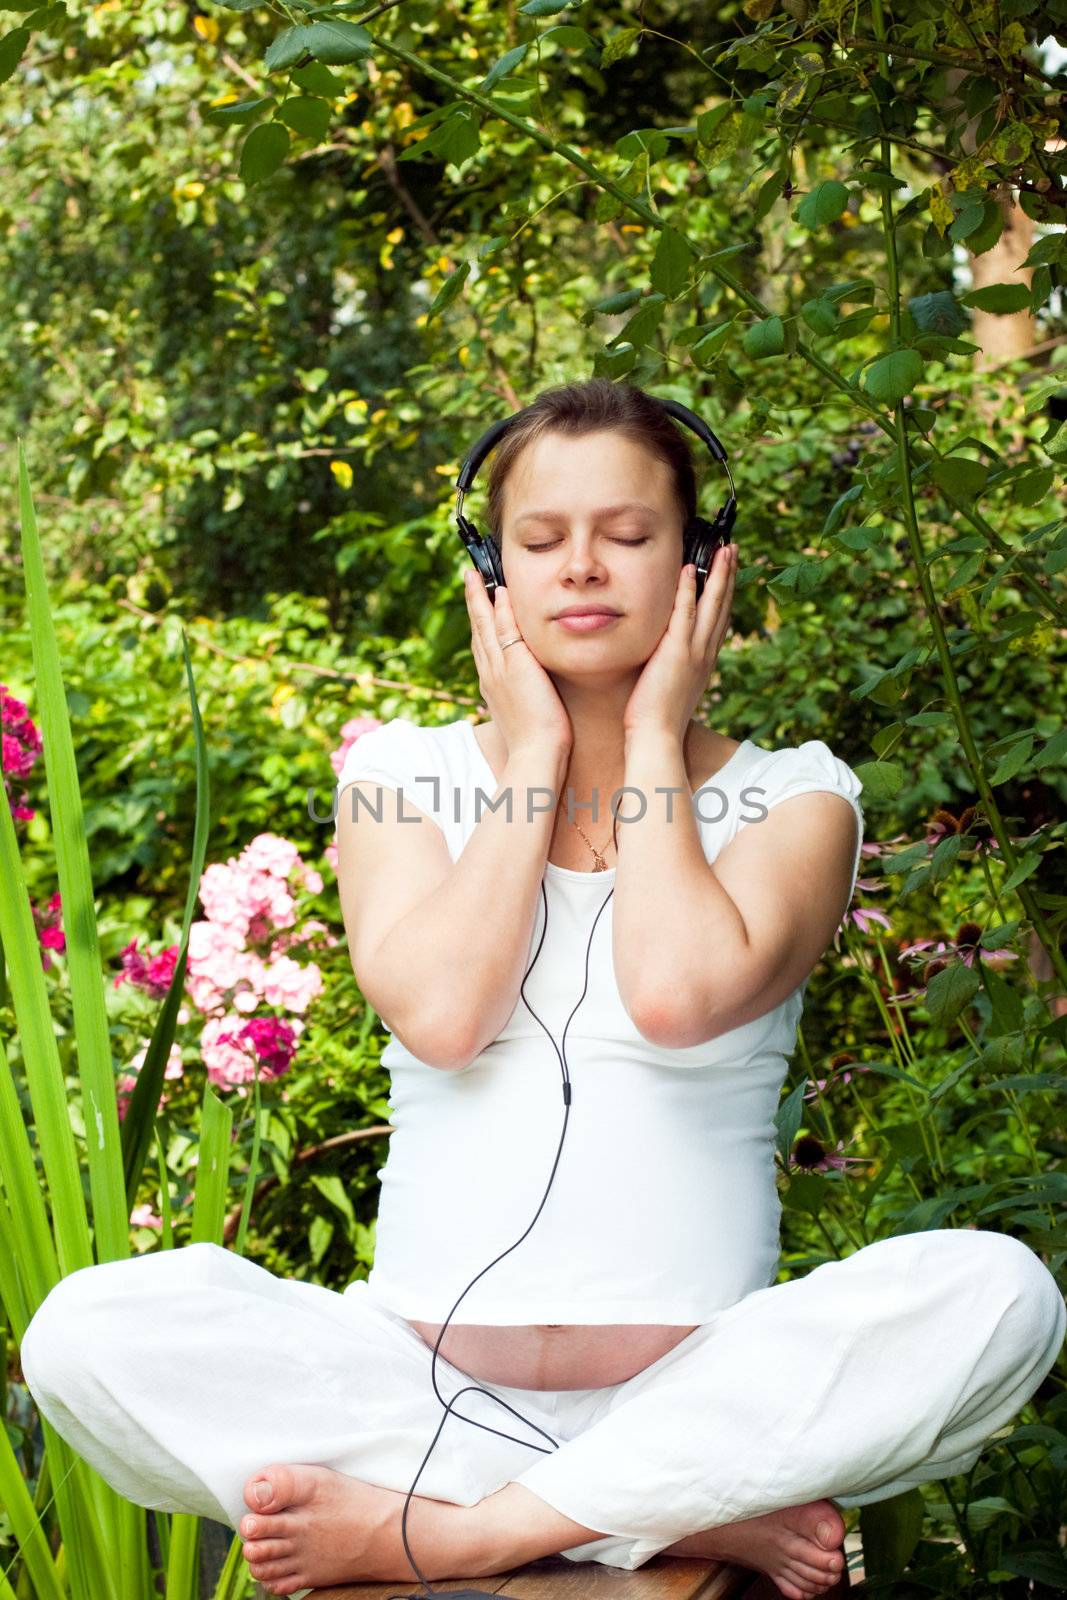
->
[20, 1228, 1065, 1574]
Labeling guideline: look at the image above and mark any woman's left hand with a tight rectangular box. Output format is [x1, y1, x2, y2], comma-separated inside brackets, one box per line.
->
[622, 543, 738, 742]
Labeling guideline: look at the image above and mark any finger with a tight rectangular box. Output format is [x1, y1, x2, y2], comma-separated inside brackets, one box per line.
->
[464, 568, 489, 649]
[695, 545, 733, 646]
[670, 562, 698, 636]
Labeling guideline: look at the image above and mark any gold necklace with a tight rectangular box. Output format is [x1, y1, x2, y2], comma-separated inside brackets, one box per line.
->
[556, 797, 615, 872]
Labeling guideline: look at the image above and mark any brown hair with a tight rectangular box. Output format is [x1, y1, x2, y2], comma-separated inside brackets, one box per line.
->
[483, 378, 698, 559]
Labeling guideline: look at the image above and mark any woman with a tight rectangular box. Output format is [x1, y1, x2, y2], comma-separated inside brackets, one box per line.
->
[20, 381, 1066, 1600]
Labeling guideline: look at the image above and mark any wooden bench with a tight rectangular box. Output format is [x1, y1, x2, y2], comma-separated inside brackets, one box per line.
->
[308, 1548, 852, 1600]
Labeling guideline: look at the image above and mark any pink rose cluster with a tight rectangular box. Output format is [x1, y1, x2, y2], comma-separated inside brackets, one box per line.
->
[189, 833, 332, 1089]
[114, 832, 336, 1112]
[1, 684, 43, 823]
[324, 715, 381, 874]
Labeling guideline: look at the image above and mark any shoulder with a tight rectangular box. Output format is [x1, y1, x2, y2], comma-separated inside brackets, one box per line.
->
[741, 738, 864, 813]
[336, 717, 456, 792]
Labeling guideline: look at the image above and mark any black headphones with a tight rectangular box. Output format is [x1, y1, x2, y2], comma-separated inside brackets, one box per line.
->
[454, 396, 737, 604]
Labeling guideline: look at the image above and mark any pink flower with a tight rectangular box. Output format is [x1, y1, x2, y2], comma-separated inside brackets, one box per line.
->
[129, 1203, 163, 1231]
[1, 683, 43, 822]
[802, 1063, 873, 1102]
[789, 1134, 870, 1172]
[128, 1041, 185, 1082]
[116, 1042, 184, 1120]
[32, 893, 65, 970]
[848, 906, 893, 935]
[114, 939, 180, 998]
[202, 1013, 298, 1089]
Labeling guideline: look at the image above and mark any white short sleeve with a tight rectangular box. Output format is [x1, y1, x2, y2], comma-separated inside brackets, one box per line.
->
[333, 718, 447, 845]
[759, 740, 866, 900]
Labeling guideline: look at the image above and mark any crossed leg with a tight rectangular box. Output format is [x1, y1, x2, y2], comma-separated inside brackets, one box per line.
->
[481, 1230, 1065, 1574]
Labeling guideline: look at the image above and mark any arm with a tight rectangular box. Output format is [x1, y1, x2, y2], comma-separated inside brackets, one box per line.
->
[337, 740, 569, 1070]
[613, 727, 861, 1050]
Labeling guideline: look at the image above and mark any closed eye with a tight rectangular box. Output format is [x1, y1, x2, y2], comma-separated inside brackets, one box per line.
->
[525, 537, 650, 551]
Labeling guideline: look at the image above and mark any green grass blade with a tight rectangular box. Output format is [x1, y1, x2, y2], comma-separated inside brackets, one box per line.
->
[120, 629, 212, 1210]
[212, 1530, 253, 1600]
[191, 1083, 234, 1245]
[165, 1513, 201, 1600]
[16, 438, 126, 1265]
[0, 1422, 69, 1600]
[0, 729, 90, 1287]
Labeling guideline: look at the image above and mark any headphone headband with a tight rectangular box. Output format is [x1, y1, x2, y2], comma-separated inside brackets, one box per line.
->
[454, 392, 737, 602]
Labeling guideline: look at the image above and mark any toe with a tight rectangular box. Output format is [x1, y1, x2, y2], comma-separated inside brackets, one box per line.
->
[774, 1577, 811, 1600]
[814, 1510, 846, 1548]
[247, 1554, 298, 1581]
[243, 1536, 294, 1564]
[243, 1462, 299, 1515]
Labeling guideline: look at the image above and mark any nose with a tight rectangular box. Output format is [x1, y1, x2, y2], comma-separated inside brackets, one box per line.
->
[560, 542, 608, 584]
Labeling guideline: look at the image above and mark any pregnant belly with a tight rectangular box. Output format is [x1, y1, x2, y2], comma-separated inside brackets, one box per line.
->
[405, 1319, 699, 1390]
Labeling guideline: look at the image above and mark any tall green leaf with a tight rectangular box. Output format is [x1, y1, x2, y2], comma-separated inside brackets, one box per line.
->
[16, 438, 125, 1265]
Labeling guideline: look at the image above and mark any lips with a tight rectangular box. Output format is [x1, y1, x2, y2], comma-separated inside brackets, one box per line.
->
[554, 608, 620, 618]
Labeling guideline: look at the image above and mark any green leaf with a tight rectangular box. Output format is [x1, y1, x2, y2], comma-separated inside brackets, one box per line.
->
[948, 201, 986, 242]
[276, 94, 331, 141]
[852, 759, 903, 802]
[1035, 727, 1067, 769]
[801, 296, 839, 336]
[203, 95, 275, 125]
[998, 1550, 1067, 1588]
[0, 26, 30, 85]
[304, 19, 374, 63]
[795, 179, 849, 229]
[690, 321, 735, 367]
[481, 43, 529, 89]
[742, 315, 785, 358]
[823, 483, 863, 535]
[265, 24, 314, 72]
[601, 26, 640, 67]
[427, 259, 471, 321]
[612, 294, 665, 348]
[930, 455, 988, 500]
[989, 735, 1033, 783]
[1014, 466, 1054, 507]
[309, 1171, 357, 1229]
[859, 1489, 925, 1580]
[519, 0, 575, 13]
[591, 288, 643, 316]
[862, 348, 923, 405]
[292, 61, 344, 95]
[960, 282, 1032, 314]
[542, 24, 594, 48]
[925, 962, 981, 1028]
[908, 289, 967, 335]
[775, 1078, 807, 1166]
[650, 225, 692, 298]
[240, 121, 291, 185]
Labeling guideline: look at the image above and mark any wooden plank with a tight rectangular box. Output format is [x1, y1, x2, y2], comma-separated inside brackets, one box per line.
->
[310, 1554, 752, 1600]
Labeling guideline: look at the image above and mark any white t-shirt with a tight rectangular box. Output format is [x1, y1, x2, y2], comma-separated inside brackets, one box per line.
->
[334, 717, 865, 1325]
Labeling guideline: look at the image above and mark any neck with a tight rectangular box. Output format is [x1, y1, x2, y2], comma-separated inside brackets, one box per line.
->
[552, 673, 632, 789]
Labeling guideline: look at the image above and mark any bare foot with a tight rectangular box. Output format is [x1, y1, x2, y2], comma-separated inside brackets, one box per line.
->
[237, 1462, 468, 1595]
[666, 1499, 846, 1600]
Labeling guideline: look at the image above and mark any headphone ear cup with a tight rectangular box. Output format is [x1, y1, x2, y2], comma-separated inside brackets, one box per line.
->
[684, 516, 722, 603]
[457, 514, 506, 602]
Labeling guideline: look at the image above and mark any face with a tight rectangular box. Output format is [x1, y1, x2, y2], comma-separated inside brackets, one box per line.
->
[497, 429, 686, 679]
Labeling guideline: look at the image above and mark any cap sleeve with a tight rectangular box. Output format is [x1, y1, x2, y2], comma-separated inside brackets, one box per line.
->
[760, 740, 866, 900]
[334, 717, 445, 843]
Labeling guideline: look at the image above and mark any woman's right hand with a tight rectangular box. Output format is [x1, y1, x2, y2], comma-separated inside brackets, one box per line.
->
[464, 567, 572, 762]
